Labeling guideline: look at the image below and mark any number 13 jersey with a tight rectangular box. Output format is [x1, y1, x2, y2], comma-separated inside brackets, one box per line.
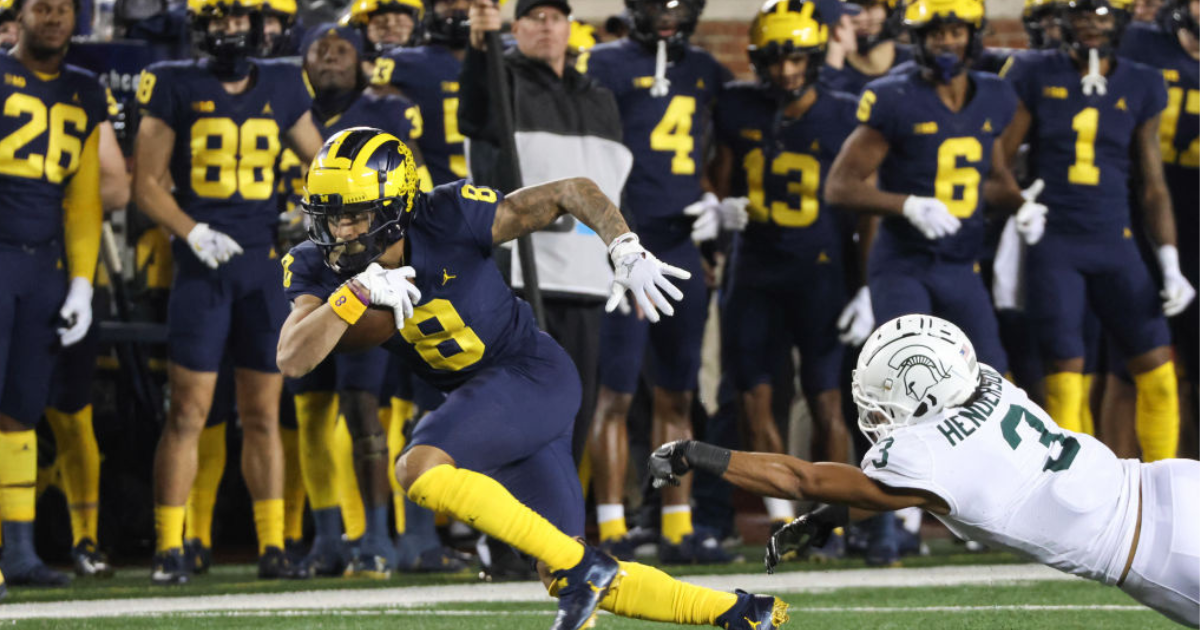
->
[862, 366, 1140, 585]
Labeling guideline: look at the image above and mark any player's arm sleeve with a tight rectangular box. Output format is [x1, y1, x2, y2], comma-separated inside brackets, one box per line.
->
[861, 435, 957, 514]
[448, 181, 505, 254]
[62, 126, 103, 282]
[998, 53, 1036, 107]
[856, 84, 896, 141]
[136, 66, 175, 124]
[281, 247, 330, 303]
[1137, 69, 1169, 125]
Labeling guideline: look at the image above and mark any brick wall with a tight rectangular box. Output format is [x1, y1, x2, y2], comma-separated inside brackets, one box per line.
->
[691, 18, 1030, 81]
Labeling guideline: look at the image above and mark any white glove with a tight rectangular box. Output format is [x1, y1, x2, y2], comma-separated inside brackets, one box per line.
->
[353, 263, 422, 329]
[1014, 179, 1048, 246]
[1158, 245, 1196, 317]
[717, 196, 749, 232]
[57, 277, 93, 347]
[902, 196, 961, 240]
[186, 222, 243, 269]
[683, 192, 721, 243]
[606, 233, 691, 324]
[837, 286, 873, 346]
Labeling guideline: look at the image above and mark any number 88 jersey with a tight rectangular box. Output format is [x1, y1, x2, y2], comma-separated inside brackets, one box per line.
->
[0, 55, 107, 247]
[862, 366, 1141, 585]
[136, 58, 312, 248]
[582, 39, 730, 230]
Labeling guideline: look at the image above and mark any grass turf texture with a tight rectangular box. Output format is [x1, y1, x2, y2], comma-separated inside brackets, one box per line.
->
[8, 581, 1171, 630]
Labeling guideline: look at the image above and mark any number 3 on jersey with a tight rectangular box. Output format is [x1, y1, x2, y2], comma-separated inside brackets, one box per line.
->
[650, 96, 696, 175]
[400, 299, 485, 371]
[1001, 404, 1080, 472]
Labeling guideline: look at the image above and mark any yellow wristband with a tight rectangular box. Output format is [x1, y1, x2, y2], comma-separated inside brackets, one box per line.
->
[328, 283, 368, 325]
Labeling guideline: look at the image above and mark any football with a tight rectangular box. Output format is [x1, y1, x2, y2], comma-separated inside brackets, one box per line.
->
[336, 307, 399, 352]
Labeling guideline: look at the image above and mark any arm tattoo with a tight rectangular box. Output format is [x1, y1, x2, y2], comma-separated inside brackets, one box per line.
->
[492, 177, 631, 245]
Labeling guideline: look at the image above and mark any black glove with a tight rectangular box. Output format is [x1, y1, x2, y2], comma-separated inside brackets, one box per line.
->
[647, 440, 731, 489]
[764, 503, 849, 574]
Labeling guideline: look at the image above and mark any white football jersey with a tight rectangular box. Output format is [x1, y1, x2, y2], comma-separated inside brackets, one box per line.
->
[861, 365, 1140, 584]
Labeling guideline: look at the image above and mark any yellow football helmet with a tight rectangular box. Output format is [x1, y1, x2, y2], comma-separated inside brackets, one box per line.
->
[261, 0, 295, 21]
[748, 0, 828, 98]
[345, 0, 424, 53]
[568, 20, 597, 55]
[189, 0, 264, 62]
[903, 0, 985, 83]
[304, 127, 421, 274]
[1022, 0, 1060, 47]
[1059, 0, 1132, 56]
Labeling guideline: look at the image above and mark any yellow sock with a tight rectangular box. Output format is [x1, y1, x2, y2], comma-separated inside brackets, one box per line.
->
[577, 449, 592, 497]
[45, 407, 101, 545]
[595, 560, 739, 624]
[0, 430, 37, 523]
[1134, 362, 1180, 462]
[388, 396, 413, 534]
[296, 392, 342, 510]
[280, 426, 306, 542]
[185, 423, 226, 548]
[334, 416, 365, 539]
[661, 506, 693, 545]
[253, 499, 284, 555]
[408, 464, 584, 571]
[1044, 372, 1084, 432]
[599, 518, 628, 542]
[1079, 374, 1096, 436]
[155, 505, 186, 553]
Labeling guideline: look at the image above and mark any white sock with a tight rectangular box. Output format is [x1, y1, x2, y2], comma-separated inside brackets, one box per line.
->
[764, 497, 795, 522]
[597, 503, 625, 526]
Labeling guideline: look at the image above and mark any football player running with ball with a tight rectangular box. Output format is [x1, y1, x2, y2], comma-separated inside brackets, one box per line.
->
[650, 315, 1200, 628]
[277, 127, 790, 630]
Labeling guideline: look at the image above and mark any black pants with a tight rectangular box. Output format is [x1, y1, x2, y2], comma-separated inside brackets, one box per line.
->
[541, 298, 603, 464]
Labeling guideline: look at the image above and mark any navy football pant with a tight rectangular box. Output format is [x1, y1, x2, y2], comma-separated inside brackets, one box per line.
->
[0, 243, 66, 426]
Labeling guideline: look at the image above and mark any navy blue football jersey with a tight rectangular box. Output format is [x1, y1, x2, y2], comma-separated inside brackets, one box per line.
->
[282, 180, 540, 391]
[1002, 49, 1167, 236]
[821, 43, 913, 96]
[0, 54, 108, 247]
[583, 40, 730, 229]
[1121, 23, 1198, 212]
[371, 45, 464, 186]
[137, 58, 311, 248]
[860, 67, 1018, 262]
[714, 82, 858, 267]
[890, 47, 1014, 78]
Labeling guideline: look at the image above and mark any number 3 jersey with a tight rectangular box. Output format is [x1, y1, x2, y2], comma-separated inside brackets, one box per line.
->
[862, 366, 1140, 584]
[859, 68, 1017, 263]
[283, 180, 539, 391]
[137, 58, 312, 248]
[0, 54, 107, 248]
[1001, 49, 1166, 236]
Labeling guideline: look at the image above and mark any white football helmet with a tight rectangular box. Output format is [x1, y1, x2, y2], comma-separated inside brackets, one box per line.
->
[852, 314, 981, 442]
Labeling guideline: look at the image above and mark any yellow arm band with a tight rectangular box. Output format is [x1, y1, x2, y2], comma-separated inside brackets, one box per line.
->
[63, 126, 103, 282]
[328, 282, 368, 325]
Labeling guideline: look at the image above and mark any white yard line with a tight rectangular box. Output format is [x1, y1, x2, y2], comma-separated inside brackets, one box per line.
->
[0, 564, 1083, 620]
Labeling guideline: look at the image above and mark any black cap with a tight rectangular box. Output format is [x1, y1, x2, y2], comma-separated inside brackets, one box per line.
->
[515, 0, 572, 19]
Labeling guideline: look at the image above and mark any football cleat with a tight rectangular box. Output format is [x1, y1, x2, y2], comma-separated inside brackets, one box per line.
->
[550, 545, 623, 630]
[71, 539, 115, 578]
[2, 560, 71, 587]
[400, 546, 470, 574]
[476, 536, 537, 582]
[183, 538, 213, 575]
[597, 534, 638, 562]
[258, 546, 310, 580]
[150, 549, 191, 586]
[806, 528, 846, 563]
[659, 533, 735, 565]
[302, 534, 349, 577]
[715, 589, 791, 630]
[344, 553, 393, 580]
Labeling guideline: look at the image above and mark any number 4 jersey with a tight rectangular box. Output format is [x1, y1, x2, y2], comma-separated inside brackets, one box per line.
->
[137, 58, 312, 248]
[282, 180, 539, 391]
[862, 366, 1140, 584]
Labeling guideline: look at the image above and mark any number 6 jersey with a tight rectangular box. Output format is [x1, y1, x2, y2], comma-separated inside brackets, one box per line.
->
[136, 58, 312, 248]
[282, 180, 539, 391]
[862, 366, 1140, 585]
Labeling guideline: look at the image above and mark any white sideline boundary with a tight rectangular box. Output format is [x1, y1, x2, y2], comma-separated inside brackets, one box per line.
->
[0, 564, 1088, 620]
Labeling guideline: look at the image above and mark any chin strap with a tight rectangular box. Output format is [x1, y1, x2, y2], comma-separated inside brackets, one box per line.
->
[1081, 48, 1107, 96]
[650, 39, 671, 98]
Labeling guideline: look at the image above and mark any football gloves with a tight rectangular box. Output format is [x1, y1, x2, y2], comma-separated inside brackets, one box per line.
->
[837, 286, 873, 346]
[718, 196, 750, 232]
[1014, 179, 1048, 246]
[186, 222, 243, 269]
[606, 233, 690, 323]
[1158, 245, 1196, 317]
[57, 277, 93, 347]
[353, 263, 422, 329]
[648, 440, 731, 489]
[683, 192, 721, 243]
[902, 195, 960, 240]
[765, 504, 849, 574]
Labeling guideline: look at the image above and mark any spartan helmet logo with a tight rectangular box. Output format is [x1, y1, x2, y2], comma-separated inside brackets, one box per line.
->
[887, 345, 951, 406]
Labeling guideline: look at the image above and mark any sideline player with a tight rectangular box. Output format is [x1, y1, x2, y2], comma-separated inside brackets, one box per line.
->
[582, 0, 735, 563]
[999, 0, 1195, 458]
[649, 315, 1200, 628]
[345, 0, 424, 58]
[134, 0, 323, 584]
[0, 0, 107, 588]
[278, 127, 789, 630]
[711, 0, 857, 526]
[823, 0, 911, 96]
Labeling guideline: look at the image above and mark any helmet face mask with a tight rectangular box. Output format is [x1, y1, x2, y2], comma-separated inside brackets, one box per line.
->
[1058, 0, 1129, 58]
[303, 127, 421, 275]
[425, 0, 469, 49]
[625, 0, 705, 55]
[749, 0, 828, 101]
[190, 0, 263, 78]
[347, 0, 424, 57]
[1157, 0, 1199, 38]
[1023, 0, 1062, 48]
